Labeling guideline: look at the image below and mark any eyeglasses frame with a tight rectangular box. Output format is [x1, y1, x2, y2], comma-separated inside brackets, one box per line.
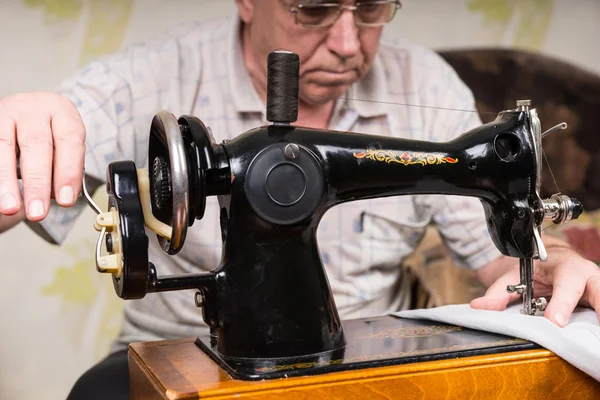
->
[282, 0, 403, 29]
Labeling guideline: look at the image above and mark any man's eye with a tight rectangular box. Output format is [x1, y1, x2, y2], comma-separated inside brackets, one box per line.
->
[302, 7, 331, 15]
[358, 1, 385, 11]
[301, 0, 340, 4]
[298, 5, 338, 23]
[358, 2, 393, 22]
[360, 4, 380, 13]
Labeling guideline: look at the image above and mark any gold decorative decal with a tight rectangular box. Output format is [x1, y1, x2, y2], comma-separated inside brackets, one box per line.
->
[254, 339, 527, 373]
[359, 325, 462, 339]
[353, 149, 458, 166]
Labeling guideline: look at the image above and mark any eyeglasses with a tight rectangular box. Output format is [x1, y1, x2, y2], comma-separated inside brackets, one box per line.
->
[282, 1, 402, 28]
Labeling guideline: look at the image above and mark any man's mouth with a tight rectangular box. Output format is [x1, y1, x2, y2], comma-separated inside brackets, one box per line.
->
[303, 69, 359, 86]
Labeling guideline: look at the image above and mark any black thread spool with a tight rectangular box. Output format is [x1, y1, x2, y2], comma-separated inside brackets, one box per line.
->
[266, 50, 299, 124]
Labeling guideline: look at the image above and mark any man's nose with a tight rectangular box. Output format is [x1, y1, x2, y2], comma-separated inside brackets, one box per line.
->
[326, 9, 361, 60]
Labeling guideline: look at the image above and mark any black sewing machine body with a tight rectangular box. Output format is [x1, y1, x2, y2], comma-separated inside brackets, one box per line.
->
[104, 108, 541, 356]
[87, 51, 581, 380]
[206, 110, 538, 358]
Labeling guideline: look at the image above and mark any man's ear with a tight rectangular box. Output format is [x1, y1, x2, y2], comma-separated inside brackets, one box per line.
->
[235, 0, 255, 23]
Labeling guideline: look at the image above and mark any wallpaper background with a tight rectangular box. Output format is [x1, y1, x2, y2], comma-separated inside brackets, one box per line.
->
[0, 1, 599, 399]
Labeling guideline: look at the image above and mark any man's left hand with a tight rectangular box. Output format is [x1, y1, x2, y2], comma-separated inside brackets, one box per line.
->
[471, 246, 600, 326]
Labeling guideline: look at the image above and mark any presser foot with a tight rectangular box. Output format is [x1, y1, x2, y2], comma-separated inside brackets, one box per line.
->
[506, 285, 547, 315]
[506, 257, 547, 316]
[520, 297, 548, 316]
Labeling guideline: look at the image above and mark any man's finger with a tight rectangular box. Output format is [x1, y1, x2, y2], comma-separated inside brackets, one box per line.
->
[51, 97, 86, 206]
[0, 114, 21, 215]
[544, 259, 587, 327]
[470, 268, 521, 311]
[584, 273, 600, 323]
[16, 112, 53, 221]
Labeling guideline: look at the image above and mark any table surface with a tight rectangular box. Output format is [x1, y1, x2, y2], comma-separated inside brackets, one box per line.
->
[129, 316, 600, 399]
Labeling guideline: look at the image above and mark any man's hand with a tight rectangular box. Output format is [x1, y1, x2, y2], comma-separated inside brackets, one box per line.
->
[0, 92, 86, 223]
[471, 245, 600, 327]
[0, 205, 25, 233]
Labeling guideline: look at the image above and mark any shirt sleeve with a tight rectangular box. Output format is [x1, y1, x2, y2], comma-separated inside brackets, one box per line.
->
[33, 39, 176, 245]
[413, 50, 503, 270]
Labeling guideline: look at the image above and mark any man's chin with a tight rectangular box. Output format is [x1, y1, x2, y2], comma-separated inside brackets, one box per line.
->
[299, 84, 349, 106]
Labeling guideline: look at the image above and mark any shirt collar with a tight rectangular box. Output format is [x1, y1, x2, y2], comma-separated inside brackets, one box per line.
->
[228, 15, 390, 120]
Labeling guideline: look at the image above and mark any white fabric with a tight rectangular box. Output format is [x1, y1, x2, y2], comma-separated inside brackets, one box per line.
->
[393, 304, 600, 381]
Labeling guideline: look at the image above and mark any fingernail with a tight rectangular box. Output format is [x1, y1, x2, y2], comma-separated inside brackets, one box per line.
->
[1, 193, 17, 211]
[29, 199, 44, 218]
[59, 186, 74, 205]
[554, 312, 566, 327]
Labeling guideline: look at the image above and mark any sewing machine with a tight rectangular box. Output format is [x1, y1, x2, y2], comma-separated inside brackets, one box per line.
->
[83, 51, 596, 398]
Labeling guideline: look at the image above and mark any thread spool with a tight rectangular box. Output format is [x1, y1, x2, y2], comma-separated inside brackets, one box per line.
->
[266, 50, 299, 124]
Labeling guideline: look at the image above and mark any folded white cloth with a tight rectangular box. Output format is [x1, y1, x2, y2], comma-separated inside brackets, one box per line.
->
[393, 304, 600, 381]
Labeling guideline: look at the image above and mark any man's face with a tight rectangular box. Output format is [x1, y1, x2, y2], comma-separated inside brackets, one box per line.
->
[243, 0, 384, 106]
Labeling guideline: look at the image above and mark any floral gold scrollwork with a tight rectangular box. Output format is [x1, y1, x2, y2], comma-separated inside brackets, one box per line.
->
[353, 149, 458, 166]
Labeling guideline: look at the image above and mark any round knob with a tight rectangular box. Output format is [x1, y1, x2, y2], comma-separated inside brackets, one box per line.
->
[571, 198, 583, 220]
[152, 156, 172, 210]
[542, 194, 585, 224]
[244, 142, 324, 225]
[266, 162, 307, 206]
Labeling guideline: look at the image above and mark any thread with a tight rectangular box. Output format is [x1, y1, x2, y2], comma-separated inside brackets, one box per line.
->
[266, 50, 299, 124]
[301, 92, 499, 116]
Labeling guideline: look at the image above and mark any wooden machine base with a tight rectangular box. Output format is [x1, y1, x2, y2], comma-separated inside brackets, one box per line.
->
[129, 316, 600, 399]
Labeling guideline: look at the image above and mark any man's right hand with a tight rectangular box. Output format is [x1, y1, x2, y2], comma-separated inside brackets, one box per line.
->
[0, 92, 86, 223]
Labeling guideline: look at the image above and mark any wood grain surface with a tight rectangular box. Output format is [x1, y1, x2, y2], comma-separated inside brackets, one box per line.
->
[129, 338, 600, 400]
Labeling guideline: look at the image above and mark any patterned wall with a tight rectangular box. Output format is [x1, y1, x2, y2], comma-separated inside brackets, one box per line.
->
[467, 0, 554, 48]
[0, 1, 598, 399]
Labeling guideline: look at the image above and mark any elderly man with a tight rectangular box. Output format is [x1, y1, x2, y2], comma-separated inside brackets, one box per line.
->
[0, 1, 598, 399]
